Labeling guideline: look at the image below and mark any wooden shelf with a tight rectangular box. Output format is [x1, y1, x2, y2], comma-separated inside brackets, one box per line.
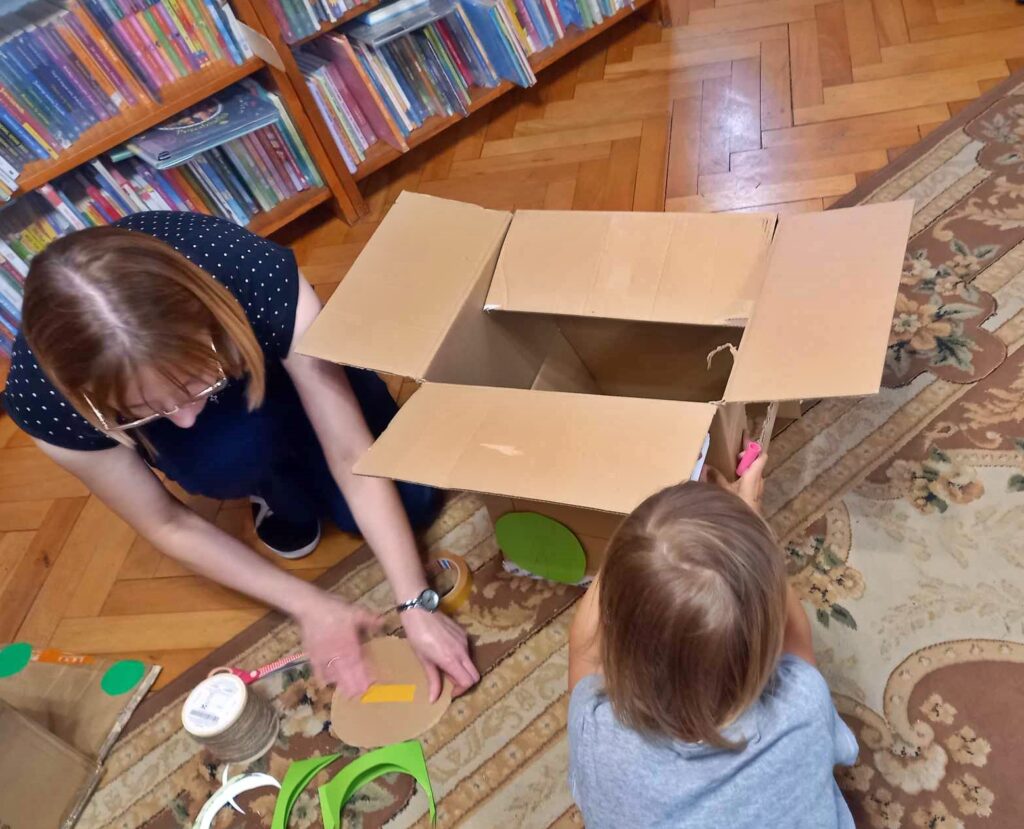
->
[247, 185, 331, 235]
[289, 0, 383, 47]
[354, 0, 650, 181]
[15, 58, 264, 197]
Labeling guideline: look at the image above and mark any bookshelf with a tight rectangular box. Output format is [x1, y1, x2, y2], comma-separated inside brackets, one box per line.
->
[289, 0, 384, 47]
[13, 59, 263, 198]
[247, 183, 331, 233]
[354, 0, 651, 180]
[246, 0, 657, 221]
[2, 1, 358, 231]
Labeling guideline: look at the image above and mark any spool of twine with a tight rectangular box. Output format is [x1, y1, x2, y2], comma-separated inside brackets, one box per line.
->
[181, 672, 279, 764]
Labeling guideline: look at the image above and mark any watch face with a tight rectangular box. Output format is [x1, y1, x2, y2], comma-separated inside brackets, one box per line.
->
[419, 589, 441, 612]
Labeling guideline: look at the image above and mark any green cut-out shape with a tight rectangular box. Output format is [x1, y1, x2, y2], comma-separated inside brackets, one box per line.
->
[495, 512, 587, 584]
[272, 753, 343, 829]
[320, 741, 435, 829]
[0, 642, 32, 678]
[101, 660, 146, 696]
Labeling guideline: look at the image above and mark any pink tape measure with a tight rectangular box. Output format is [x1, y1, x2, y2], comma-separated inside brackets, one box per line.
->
[735, 442, 763, 476]
[210, 652, 307, 686]
[735, 402, 779, 477]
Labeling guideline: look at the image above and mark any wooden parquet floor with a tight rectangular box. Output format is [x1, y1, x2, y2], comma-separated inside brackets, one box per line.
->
[2, 0, 1024, 692]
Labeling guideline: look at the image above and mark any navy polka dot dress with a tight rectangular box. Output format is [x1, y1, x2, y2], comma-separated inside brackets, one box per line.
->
[2, 212, 438, 532]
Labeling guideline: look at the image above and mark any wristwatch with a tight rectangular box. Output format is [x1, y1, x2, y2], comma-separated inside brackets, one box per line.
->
[396, 588, 441, 614]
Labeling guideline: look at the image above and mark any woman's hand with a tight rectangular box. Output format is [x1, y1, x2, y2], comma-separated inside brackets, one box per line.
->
[401, 609, 480, 701]
[295, 591, 384, 698]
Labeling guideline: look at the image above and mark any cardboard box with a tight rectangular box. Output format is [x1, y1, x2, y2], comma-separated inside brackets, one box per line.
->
[0, 648, 158, 829]
[300, 193, 912, 569]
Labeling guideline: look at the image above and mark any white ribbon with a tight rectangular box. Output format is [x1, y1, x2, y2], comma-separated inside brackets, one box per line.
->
[192, 772, 280, 829]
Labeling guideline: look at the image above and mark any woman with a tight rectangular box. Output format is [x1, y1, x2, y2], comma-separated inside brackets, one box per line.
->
[2, 210, 479, 700]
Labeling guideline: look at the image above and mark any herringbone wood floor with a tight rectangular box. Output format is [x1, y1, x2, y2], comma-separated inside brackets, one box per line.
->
[1, 0, 1023, 690]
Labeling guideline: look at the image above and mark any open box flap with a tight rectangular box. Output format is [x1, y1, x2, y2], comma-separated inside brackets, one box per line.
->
[485, 210, 776, 327]
[722, 200, 914, 403]
[296, 192, 512, 378]
[354, 383, 717, 515]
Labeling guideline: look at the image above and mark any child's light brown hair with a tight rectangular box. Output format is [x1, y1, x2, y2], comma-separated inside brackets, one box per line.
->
[21, 227, 265, 438]
[598, 481, 786, 750]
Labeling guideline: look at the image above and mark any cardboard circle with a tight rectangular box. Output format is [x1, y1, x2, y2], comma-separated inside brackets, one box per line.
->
[0, 642, 32, 678]
[495, 512, 587, 584]
[101, 659, 146, 696]
[330, 637, 452, 749]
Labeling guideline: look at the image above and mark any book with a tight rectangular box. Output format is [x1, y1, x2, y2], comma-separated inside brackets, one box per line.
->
[127, 84, 280, 168]
[315, 33, 407, 151]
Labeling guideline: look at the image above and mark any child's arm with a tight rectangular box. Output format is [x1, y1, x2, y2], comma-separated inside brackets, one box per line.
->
[783, 585, 817, 665]
[569, 574, 603, 692]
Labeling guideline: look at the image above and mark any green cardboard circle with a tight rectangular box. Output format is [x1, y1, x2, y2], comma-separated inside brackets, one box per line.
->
[101, 660, 146, 696]
[0, 642, 32, 678]
[495, 512, 587, 584]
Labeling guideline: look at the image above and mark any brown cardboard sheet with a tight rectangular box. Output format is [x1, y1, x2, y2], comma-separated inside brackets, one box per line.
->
[486, 210, 775, 326]
[354, 383, 716, 514]
[296, 192, 512, 378]
[723, 201, 914, 403]
[0, 700, 97, 829]
[330, 637, 451, 748]
[556, 316, 742, 402]
[0, 648, 158, 829]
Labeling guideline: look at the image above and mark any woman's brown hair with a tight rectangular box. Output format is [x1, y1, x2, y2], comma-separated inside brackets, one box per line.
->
[598, 481, 787, 750]
[21, 226, 265, 436]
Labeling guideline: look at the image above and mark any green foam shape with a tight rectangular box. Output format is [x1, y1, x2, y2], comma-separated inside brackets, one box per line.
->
[0, 642, 32, 678]
[101, 659, 146, 696]
[272, 753, 343, 829]
[495, 512, 587, 584]
[319, 741, 435, 829]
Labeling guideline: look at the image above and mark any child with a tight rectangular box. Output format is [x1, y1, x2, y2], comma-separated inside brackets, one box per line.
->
[568, 457, 858, 828]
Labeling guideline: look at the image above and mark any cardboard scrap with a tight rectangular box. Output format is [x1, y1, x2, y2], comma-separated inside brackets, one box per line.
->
[330, 638, 452, 749]
[0, 645, 159, 829]
[0, 700, 96, 829]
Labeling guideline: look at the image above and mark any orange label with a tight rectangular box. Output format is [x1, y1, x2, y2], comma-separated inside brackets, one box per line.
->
[35, 648, 95, 666]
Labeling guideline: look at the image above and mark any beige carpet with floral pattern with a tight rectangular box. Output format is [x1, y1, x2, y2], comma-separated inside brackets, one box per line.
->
[79, 72, 1024, 829]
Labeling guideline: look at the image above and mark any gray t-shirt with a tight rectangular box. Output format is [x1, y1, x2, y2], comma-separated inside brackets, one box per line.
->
[568, 655, 858, 829]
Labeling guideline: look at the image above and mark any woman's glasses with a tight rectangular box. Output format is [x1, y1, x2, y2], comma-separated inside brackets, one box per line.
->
[83, 353, 229, 433]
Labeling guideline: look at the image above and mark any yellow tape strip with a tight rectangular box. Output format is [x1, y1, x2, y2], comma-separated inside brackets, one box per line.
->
[426, 553, 473, 613]
[360, 684, 416, 704]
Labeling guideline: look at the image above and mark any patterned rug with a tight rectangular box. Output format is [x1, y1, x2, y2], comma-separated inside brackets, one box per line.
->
[80, 72, 1024, 828]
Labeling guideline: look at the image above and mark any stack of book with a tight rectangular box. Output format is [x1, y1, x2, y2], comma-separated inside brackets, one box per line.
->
[78, 0, 251, 97]
[0, 82, 322, 355]
[296, 0, 631, 170]
[264, 0, 374, 44]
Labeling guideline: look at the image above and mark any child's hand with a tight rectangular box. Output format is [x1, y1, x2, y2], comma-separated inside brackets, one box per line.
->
[706, 452, 767, 513]
[734, 453, 766, 512]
